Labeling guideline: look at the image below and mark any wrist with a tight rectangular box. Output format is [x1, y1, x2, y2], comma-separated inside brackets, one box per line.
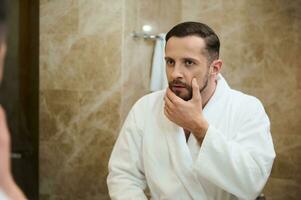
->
[192, 117, 208, 143]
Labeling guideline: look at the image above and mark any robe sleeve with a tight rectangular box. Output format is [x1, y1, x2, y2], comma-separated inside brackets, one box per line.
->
[107, 106, 147, 200]
[193, 97, 276, 200]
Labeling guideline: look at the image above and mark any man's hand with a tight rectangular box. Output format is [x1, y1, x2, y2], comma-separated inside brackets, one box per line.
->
[164, 78, 209, 143]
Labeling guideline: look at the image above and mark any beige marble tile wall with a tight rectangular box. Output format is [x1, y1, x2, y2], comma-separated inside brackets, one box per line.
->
[40, 0, 123, 199]
[40, 0, 181, 199]
[182, 0, 301, 199]
[121, 0, 182, 119]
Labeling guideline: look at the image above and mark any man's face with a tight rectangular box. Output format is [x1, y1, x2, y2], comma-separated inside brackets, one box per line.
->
[165, 36, 211, 101]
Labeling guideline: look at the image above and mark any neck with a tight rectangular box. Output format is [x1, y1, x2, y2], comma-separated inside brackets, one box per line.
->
[201, 78, 217, 108]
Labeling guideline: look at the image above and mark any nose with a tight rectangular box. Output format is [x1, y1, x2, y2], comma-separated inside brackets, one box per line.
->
[169, 64, 184, 80]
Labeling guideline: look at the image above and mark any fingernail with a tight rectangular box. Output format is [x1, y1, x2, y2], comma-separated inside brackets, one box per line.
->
[193, 78, 196, 84]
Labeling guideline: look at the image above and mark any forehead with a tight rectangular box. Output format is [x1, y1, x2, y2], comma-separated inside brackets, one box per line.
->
[165, 36, 207, 58]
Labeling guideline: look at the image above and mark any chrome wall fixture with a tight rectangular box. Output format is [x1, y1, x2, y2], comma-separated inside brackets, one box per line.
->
[131, 31, 164, 40]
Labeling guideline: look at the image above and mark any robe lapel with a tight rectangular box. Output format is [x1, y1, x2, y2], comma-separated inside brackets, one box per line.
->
[202, 74, 229, 119]
[160, 74, 229, 199]
[161, 105, 207, 199]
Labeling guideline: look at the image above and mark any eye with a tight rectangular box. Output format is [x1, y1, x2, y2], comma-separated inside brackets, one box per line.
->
[184, 59, 195, 66]
[165, 59, 175, 66]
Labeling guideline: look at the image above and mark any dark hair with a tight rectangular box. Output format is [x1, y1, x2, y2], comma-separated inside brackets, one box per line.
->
[166, 21, 220, 63]
[0, 0, 7, 41]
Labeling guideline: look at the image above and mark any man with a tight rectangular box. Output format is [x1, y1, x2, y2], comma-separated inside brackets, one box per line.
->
[0, 0, 27, 199]
[107, 22, 275, 200]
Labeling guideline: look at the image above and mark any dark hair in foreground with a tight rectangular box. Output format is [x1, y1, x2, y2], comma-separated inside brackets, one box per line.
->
[166, 21, 220, 63]
[0, 0, 6, 42]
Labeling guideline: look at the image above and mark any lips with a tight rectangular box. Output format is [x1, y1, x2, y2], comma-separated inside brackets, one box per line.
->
[172, 84, 186, 88]
[169, 80, 188, 92]
[172, 85, 186, 90]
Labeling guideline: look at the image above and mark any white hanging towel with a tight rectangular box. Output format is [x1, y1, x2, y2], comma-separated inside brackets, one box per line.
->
[150, 33, 168, 92]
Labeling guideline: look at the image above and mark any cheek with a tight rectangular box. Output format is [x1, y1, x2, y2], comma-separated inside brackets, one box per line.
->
[195, 67, 208, 78]
[187, 69, 202, 82]
[165, 67, 172, 81]
[187, 70, 208, 86]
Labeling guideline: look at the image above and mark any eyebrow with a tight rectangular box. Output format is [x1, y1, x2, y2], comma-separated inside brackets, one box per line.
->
[182, 57, 199, 63]
[164, 56, 200, 63]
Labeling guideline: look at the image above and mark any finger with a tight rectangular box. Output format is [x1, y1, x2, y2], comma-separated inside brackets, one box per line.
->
[166, 87, 183, 105]
[164, 95, 174, 109]
[192, 78, 201, 100]
[164, 106, 172, 119]
[164, 103, 173, 115]
[164, 109, 170, 120]
[166, 88, 176, 102]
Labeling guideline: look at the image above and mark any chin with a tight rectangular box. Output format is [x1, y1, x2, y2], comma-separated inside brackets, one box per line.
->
[174, 91, 192, 101]
[181, 95, 192, 101]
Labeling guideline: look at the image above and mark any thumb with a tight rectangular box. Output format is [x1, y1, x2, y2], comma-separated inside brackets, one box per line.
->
[192, 78, 201, 100]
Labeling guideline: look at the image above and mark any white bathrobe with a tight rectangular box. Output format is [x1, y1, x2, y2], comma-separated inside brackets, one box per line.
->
[0, 189, 9, 200]
[107, 75, 275, 200]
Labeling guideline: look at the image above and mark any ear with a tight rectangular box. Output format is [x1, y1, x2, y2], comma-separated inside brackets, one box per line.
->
[210, 59, 222, 75]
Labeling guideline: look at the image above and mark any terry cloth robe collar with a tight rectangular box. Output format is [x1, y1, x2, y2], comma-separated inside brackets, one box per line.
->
[161, 74, 229, 199]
